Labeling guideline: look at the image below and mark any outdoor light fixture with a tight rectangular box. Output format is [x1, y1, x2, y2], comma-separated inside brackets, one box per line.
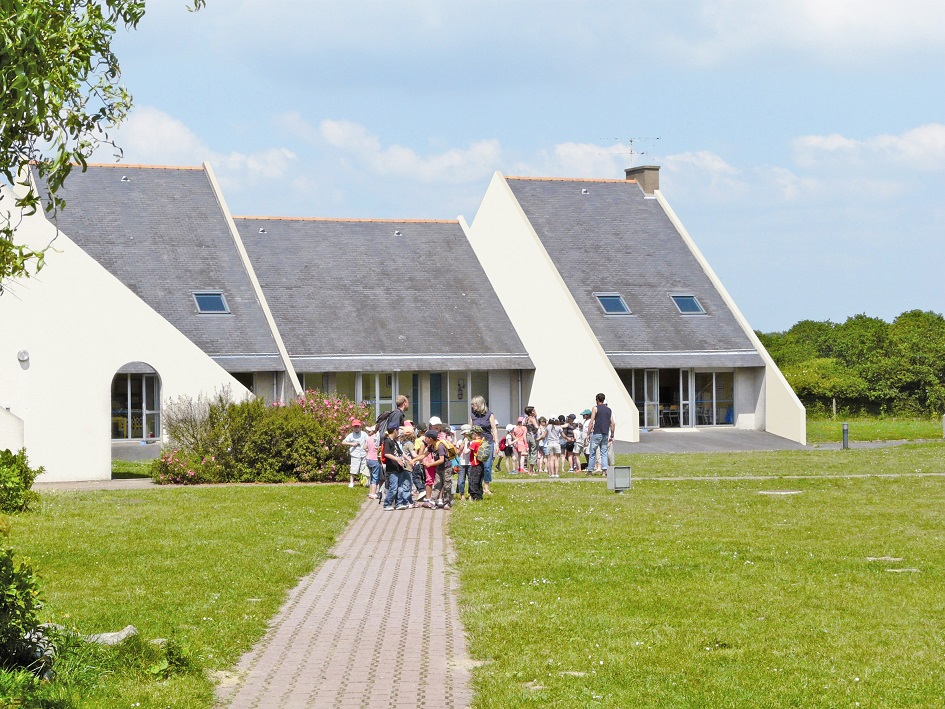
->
[394, 230, 402, 236]
[582, 188, 589, 194]
[120, 176, 130, 182]
[16, 350, 29, 362]
[607, 465, 632, 493]
[258, 228, 267, 234]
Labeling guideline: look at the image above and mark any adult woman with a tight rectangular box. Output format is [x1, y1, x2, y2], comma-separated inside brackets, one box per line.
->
[469, 395, 499, 495]
[524, 406, 539, 475]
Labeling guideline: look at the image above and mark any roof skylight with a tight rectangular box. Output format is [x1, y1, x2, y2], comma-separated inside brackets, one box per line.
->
[193, 291, 230, 314]
[671, 295, 705, 314]
[594, 293, 631, 315]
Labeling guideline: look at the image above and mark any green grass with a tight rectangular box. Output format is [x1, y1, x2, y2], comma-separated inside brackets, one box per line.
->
[7, 484, 364, 707]
[452, 445, 945, 707]
[807, 417, 943, 444]
[110, 459, 153, 478]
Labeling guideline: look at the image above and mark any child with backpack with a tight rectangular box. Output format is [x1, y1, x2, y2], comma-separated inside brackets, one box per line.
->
[467, 426, 486, 500]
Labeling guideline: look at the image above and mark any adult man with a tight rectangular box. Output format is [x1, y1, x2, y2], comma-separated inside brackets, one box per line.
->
[386, 394, 409, 433]
[587, 393, 615, 474]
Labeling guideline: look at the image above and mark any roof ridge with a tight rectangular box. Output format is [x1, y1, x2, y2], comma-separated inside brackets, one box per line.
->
[505, 175, 635, 184]
[78, 163, 204, 171]
[234, 216, 459, 224]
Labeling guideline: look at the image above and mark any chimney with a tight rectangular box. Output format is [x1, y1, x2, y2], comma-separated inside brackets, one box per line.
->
[624, 165, 659, 194]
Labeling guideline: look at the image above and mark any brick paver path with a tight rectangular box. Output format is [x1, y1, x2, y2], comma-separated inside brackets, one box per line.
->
[220, 500, 473, 709]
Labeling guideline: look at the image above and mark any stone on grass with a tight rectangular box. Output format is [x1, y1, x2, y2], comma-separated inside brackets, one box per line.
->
[86, 625, 138, 646]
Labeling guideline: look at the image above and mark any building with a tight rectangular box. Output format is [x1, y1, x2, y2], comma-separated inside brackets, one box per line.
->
[0, 162, 804, 482]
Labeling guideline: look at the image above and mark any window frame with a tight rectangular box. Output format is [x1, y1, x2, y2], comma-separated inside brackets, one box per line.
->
[670, 294, 706, 315]
[192, 291, 231, 314]
[593, 292, 632, 316]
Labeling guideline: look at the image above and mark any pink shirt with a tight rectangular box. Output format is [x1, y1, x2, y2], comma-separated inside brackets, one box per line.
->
[365, 435, 378, 462]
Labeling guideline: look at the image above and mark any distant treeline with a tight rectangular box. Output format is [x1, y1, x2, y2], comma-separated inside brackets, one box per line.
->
[757, 310, 945, 417]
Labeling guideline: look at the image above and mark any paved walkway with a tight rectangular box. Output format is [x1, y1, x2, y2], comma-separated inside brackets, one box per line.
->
[218, 500, 473, 709]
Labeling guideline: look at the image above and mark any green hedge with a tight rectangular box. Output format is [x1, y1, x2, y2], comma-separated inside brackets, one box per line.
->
[152, 390, 371, 484]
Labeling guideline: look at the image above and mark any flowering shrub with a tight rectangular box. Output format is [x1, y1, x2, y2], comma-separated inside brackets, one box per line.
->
[152, 390, 371, 485]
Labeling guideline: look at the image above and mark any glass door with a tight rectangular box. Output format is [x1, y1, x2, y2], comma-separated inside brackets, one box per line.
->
[679, 369, 693, 427]
[644, 369, 659, 429]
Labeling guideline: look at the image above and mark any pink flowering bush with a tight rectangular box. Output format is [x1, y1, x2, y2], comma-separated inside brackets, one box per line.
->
[151, 390, 371, 485]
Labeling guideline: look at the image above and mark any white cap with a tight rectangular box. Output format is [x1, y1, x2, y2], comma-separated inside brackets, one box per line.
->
[429, 416, 442, 426]
[506, 423, 514, 431]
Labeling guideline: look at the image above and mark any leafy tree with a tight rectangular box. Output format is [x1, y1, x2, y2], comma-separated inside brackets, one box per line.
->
[888, 310, 945, 413]
[781, 357, 869, 402]
[0, 0, 203, 292]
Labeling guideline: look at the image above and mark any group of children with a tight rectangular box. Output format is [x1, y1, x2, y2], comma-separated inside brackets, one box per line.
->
[497, 408, 605, 477]
[342, 416, 493, 511]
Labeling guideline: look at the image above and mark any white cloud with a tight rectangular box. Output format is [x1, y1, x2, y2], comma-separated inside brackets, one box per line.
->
[662, 0, 945, 65]
[94, 107, 297, 188]
[287, 116, 501, 184]
[794, 124, 945, 172]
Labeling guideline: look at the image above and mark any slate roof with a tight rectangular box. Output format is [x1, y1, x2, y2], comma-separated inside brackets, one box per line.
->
[506, 177, 763, 369]
[44, 165, 284, 371]
[234, 217, 533, 372]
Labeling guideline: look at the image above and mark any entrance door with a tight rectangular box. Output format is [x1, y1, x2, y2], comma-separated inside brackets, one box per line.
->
[644, 369, 660, 429]
[679, 369, 693, 427]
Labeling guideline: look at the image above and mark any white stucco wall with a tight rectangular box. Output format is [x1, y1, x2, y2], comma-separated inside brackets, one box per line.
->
[655, 191, 806, 444]
[0, 187, 251, 482]
[462, 173, 639, 442]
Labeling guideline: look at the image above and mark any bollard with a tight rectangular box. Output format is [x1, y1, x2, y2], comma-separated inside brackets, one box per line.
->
[842, 422, 849, 450]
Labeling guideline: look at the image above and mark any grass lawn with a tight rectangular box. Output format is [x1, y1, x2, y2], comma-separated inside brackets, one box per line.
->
[807, 417, 943, 444]
[452, 443, 945, 707]
[7, 484, 364, 707]
[110, 459, 153, 479]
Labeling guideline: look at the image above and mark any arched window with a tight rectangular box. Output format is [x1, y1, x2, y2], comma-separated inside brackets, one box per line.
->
[111, 363, 162, 440]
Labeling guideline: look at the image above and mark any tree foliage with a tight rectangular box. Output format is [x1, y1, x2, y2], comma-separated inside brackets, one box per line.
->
[0, 0, 203, 292]
[760, 310, 945, 415]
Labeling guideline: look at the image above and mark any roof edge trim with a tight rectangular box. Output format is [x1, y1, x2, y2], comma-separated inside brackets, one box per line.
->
[505, 176, 636, 184]
[235, 216, 458, 224]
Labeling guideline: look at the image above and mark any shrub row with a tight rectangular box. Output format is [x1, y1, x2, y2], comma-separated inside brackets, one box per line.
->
[152, 389, 371, 484]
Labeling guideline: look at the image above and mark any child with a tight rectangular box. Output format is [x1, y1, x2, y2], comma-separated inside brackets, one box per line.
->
[512, 418, 527, 473]
[536, 417, 548, 474]
[342, 419, 368, 488]
[571, 416, 585, 474]
[456, 424, 472, 499]
[365, 425, 382, 499]
[467, 426, 486, 500]
[502, 423, 516, 474]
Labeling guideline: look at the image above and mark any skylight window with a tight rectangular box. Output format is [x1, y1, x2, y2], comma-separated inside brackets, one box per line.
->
[193, 291, 230, 314]
[594, 293, 631, 315]
[671, 295, 705, 314]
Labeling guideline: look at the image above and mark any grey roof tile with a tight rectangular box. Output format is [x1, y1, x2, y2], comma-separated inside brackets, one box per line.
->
[234, 218, 532, 372]
[45, 165, 284, 370]
[506, 177, 763, 366]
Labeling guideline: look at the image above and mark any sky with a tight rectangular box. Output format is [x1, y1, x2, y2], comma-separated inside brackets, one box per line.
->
[96, 0, 945, 332]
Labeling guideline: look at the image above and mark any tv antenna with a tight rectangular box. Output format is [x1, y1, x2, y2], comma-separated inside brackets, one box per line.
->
[605, 137, 661, 167]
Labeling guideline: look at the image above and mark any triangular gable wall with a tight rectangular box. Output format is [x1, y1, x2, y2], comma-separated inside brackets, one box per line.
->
[462, 173, 639, 442]
[0, 187, 251, 482]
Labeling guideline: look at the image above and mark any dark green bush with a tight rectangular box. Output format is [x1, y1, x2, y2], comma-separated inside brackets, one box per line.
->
[152, 390, 371, 484]
[0, 449, 42, 514]
[0, 547, 43, 671]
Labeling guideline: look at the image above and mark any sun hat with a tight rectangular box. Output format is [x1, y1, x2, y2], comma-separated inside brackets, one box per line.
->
[351, 419, 362, 426]
[567, 413, 576, 420]
[460, 423, 472, 433]
[424, 429, 438, 440]
[471, 425, 484, 435]
[581, 409, 592, 416]
[517, 416, 525, 423]
[506, 423, 514, 431]
[400, 424, 415, 437]
[429, 415, 442, 426]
